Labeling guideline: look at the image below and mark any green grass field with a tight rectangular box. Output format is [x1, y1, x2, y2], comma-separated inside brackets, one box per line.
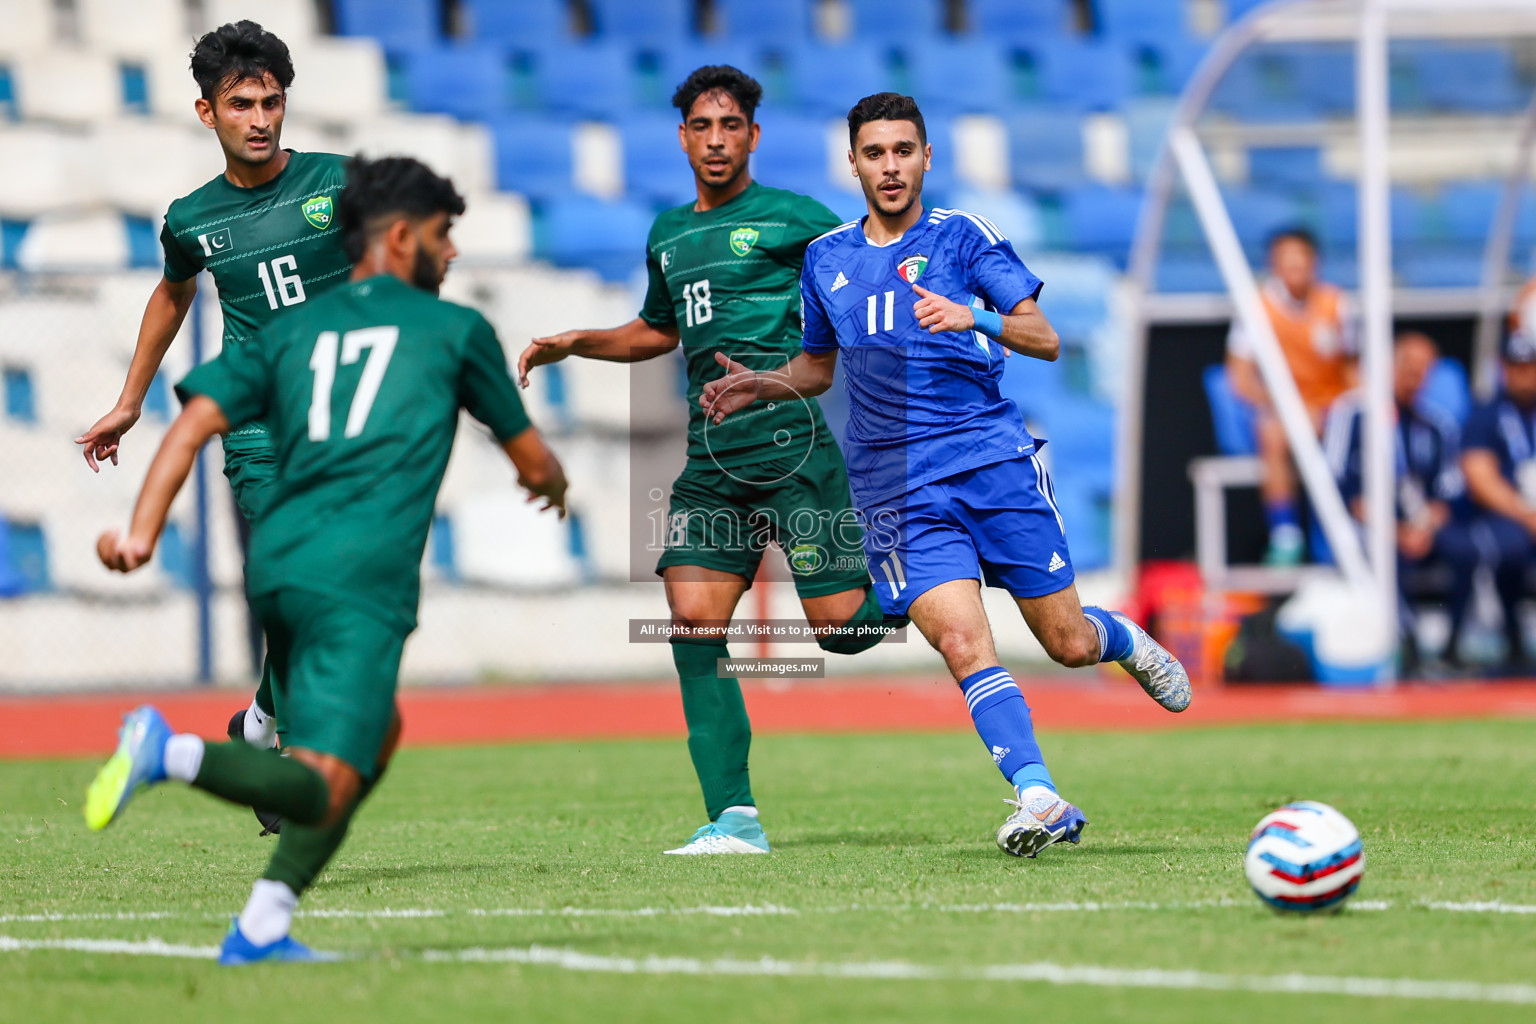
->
[3, 720, 1535, 1022]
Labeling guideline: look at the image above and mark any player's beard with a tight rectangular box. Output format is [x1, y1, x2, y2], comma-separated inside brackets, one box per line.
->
[412, 246, 443, 294]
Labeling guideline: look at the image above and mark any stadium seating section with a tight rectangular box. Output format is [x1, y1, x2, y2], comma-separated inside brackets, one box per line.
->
[2, 0, 1532, 591]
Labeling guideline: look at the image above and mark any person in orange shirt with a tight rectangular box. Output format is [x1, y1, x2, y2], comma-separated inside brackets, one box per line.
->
[1226, 228, 1358, 565]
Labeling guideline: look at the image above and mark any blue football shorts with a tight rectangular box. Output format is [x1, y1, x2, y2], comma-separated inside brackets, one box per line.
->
[860, 454, 1075, 617]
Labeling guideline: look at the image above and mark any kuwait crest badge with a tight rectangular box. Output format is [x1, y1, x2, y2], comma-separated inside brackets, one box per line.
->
[729, 227, 760, 256]
[897, 254, 928, 284]
[303, 196, 334, 230]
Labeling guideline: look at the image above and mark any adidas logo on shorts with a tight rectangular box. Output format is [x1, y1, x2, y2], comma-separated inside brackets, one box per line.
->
[1048, 552, 1066, 572]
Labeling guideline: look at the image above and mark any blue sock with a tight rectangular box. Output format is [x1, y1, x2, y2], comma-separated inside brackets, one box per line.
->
[1010, 762, 1055, 794]
[1265, 499, 1299, 532]
[958, 667, 1047, 784]
[1082, 606, 1134, 663]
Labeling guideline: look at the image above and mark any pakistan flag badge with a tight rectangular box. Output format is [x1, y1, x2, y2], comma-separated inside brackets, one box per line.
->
[897, 254, 928, 284]
[729, 227, 759, 256]
[303, 196, 334, 230]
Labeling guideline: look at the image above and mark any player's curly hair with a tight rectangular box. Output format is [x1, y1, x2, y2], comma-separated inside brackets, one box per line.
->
[672, 65, 763, 122]
[847, 92, 927, 149]
[189, 20, 295, 101]
[339, 156, 467, 264]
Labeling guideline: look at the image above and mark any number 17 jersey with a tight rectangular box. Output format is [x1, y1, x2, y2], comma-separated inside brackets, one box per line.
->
[161, 150, 352, 452]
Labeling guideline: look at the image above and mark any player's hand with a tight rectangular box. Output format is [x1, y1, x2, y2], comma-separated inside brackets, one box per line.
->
[76, 405, 141, 473]
[520, 476, 568, 519]
[518, 332, 581, 388]
[96, 529, 153, 573]
[700, 352, 760, 425]
[912, 284, 976, 335]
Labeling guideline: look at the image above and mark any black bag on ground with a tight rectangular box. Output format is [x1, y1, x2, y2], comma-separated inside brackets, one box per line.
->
[1223, 604, 1314, 683]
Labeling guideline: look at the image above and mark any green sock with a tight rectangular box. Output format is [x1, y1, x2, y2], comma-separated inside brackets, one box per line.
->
[192, 742, 329, 827]
[260, 761, 389, 895]
[254, 657, 277, 719]
[672, 639, 754, 820]
[816, 586, 901, 656]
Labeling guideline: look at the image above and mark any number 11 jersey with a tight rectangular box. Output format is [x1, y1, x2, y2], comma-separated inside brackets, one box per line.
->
[161, 150, 353, 452]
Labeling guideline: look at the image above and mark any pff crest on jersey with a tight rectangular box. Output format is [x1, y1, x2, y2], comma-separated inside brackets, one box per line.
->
[729, 227, 760, 256]
[897, 254, 928, 284]
[303, 196, 334, 231]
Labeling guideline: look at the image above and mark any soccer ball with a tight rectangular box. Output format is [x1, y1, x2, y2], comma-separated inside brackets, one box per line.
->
[1244, 801, 1364, 913]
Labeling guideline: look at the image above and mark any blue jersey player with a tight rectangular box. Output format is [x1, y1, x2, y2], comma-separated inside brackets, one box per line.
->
[703, 93, 1190, 858]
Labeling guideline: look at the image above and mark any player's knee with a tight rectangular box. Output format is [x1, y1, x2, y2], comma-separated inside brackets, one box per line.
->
[315, 762, 362, 827]
[1043, 630, 1097, 668]
[932, 625, 991, 668]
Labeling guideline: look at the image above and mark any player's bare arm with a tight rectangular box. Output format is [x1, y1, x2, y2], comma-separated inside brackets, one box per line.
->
[97, 394, 229, 573]
[502, 426, 570, 518]
[518, 318, 680, 387]
[911, 285, 1060, 361]
[700, 348, 838, 424]
[1462, 448, 1536, 534]
[76, 274, 199, 472]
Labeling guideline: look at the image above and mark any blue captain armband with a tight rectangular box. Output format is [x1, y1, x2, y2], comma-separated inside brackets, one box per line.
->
[971, 308, 1003, 339]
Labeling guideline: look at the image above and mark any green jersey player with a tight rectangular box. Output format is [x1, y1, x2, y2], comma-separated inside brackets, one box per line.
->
[83, 156, 568, 964]
[75, 22, 352, 826]
[519, 66, 896, 855]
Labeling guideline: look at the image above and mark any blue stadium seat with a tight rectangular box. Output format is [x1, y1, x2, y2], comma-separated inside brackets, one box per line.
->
[751, 114, 831, 197]
[715, 0, 814, 41]
[402, 44, 512, 121]
[1247, 146, 1324, 190]
[1292, 46, 1354, 115]
[1062, 185, 1142, 263]
[619, 114, 696, 208]
[1224, 187, 1301, 256]
[997, 341, 1066, 421]
[489, 115, 575, 201]
[1414, 44, 1524, 113]
[1092, 0, 1185, 42]
[1314, 180, 1357, 251]
[1123, 96, 1175, 180]
[785, 43, 893, 117]
[528, 42, 639, 117]
[918, 114, 957, 202]
[905, 40, 1013, 115]
[539, 195, 654, 281]
[1157, 252, 1226, 294]
[462, 0, 572, 43]
[333, 0, 439, 50]
[589, 0, 691, 47]
[1052, 476, 1111, 569]
[1210, 48, 1312, 122]
[848, 0, 945, 45]
[1038, 396, 1116, 490]
[1418, 356, 1472, 426]
[0, 519, 49, 595]
[1396, 246, 1484, 289]
[652, 43, 767, 103]
[967, 0, 1073, 40]
[1202, 363, 1258, 456]
[1442, 181, 1536, 246]
[1226, 0, 1268, 21]
[1390, 187, 1443, 245]
[1006, 108, 1086, 192]
[1037, 41, 1134, 110]
[1136, 37, 1206, 96]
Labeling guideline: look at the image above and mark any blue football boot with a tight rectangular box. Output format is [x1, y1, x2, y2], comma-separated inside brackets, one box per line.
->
[84, 705, 172, 831]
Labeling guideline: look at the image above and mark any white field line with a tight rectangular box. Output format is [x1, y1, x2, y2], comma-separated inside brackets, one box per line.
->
[5, 935, 1529, 1005]
[3, 899, 1535, 925]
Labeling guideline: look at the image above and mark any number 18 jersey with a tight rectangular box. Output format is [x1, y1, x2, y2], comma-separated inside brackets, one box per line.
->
[161, 150, 352, 451]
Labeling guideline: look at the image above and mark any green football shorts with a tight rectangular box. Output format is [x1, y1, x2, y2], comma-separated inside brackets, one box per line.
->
[222, 445, 277, 524]
[250, 588, 405, 778]
[655, 436, 871, 598]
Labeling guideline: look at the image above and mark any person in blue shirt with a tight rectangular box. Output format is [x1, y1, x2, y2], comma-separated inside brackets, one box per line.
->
[1321, 332, 1477, 671]
[1461, 329, 1536, 670]
[702, 93, 1190, 860]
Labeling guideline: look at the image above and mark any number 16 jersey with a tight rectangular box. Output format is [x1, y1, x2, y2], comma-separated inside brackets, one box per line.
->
[161, 150, 353, 452]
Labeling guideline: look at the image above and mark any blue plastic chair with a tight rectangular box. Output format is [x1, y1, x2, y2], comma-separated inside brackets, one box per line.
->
[997, 344, 1066, 422]
[489, 115, 575, 201]
[967, 0, 1073, 40]
[1062, 185, 1144, 265]
[539, 195, 655, 281]
[751, 114, 832, 197]
[528, 42, 638, 117]
[462, 0, 571, 43]
[1037, 40, 1134, 111]
[652, 42, 767, 102]
[1156, 253, 1226, 294]
[848, 0, 945, 44]
[1092, 0, 1185, 41]
[402, 44, 512, 121]
[1390, 186, 1443, 245]
[785, 43, 893, 117]
[1038, 396, 1117, 491]
[1416, 44, 1524, 113]
[1395, 245, 1485, 289]
[1051, 478, 1111, 570]
[1417, 356, 1472, 427]
[333, 0, 439, 50]
[1225, 187, 1301, 258]
[1210, 48, 1311, 122]
[1007, 107, 1085, 192]
[1202, 363, 1258, 456]
[620, 114, 696, 208]
[1247, 146, 1323, 190]
[1442, 180, 1536, 246]
[714, 0, 814, 41]
[905, 40, 1013, 115]
[589, 0, 691, 47]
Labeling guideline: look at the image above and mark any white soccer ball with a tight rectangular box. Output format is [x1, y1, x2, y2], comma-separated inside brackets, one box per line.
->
[1244, 801, 1364, 913]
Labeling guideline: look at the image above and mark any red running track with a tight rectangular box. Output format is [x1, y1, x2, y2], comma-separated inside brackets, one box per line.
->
[5, 677, 1536, 760]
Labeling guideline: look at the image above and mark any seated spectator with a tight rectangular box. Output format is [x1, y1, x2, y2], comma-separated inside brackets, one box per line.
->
[1227, 227, 1358, 566]
[1461, 329, 1536, 671]
[1323, 332, 1476, 671]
